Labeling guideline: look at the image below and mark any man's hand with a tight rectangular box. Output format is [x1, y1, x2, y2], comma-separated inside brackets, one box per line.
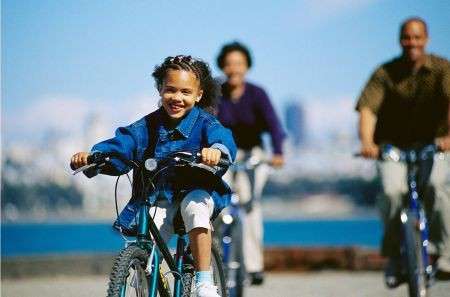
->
[436, 136, 450, 151]
[201, 148, 222, 166]
[70, 152, 90, 169]
[360, 142, 380, 159]
[270, 154, 284, 168]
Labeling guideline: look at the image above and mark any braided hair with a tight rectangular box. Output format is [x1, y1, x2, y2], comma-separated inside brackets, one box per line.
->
[152, 55, 219, 112]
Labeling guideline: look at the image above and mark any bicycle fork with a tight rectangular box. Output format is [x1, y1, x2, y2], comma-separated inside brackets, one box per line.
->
[402, 161, 433, 285]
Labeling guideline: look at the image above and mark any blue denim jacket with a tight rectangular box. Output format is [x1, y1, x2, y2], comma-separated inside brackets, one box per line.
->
[91, 106, 237, 214]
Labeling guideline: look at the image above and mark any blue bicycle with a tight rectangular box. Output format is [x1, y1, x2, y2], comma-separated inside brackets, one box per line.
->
[380, 144, 439, 297]
[215, 155, 267, 297]
[72, 151, 228, 297]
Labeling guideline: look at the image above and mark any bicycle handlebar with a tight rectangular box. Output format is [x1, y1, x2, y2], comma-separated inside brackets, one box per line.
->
[229, 155, 269, 172]
[71, 151, 230, 176]
[354, 143, 440, 162]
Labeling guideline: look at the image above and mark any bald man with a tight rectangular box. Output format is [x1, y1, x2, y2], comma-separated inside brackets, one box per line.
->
[355, 17, 450, 286]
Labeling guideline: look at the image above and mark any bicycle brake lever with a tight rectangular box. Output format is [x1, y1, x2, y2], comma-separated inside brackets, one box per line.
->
[72, 163, 97, 175]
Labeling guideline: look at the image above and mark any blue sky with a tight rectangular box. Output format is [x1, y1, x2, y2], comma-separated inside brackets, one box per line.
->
[2, 0, 450, 142]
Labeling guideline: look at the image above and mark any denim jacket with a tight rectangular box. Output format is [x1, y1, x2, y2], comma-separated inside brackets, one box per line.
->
[91, 106, 237, 214]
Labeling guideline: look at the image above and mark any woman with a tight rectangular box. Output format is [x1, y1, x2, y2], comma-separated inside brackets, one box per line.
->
[216, 42, 285, 285]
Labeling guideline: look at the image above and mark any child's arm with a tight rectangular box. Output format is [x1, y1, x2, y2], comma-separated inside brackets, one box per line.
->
[70, 123, 141, 176]
[90, 125, 140, 175]
[203, 121, 237, 167]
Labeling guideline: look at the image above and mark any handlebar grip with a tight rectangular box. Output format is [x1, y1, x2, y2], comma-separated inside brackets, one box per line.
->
[87, 152, 105, 164]
[217, 157, 231, 167]
[195, 152, 230, 167]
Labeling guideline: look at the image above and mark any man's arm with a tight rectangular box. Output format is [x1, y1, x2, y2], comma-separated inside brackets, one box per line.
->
[355, 66, 386, 159]
[435, 103, 450, 151]
[358, 107, 380, 159]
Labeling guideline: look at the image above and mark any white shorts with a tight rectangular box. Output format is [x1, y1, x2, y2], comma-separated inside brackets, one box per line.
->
[150, 189, 214, 243]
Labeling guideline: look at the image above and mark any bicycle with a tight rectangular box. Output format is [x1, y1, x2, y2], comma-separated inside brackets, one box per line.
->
[376, 144, 440, 297]
[215, 155, 268, 297]
[72, 151, 228, 297]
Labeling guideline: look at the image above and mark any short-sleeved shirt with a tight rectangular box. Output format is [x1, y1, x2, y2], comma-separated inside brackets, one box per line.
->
[355, 54, 450, 148]
[217, 82, 286, 154]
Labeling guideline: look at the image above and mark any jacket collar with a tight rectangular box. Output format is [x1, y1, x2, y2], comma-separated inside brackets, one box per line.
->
[159, 106, 200, 139]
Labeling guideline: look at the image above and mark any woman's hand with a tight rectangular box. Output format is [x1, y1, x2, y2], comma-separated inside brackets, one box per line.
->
[70, 152, 90, 169]
[201, 148, 222, 166]
[270, 154, 284, 168]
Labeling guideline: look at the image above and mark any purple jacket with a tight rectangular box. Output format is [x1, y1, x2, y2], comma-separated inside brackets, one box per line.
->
[217, 82, 285, 154]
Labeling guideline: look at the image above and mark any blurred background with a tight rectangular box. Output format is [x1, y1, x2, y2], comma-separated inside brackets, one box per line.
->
[1, 0, 450, 295]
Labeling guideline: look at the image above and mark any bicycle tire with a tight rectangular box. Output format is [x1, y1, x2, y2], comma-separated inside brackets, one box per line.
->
[403, 211, 428, 297]
[181, 240, 228, 297]
[228, 217, 245, 297]
[107, 245, 171, 297]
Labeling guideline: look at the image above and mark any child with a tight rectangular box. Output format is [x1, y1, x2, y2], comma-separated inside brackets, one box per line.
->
[71, 55, 237, 297]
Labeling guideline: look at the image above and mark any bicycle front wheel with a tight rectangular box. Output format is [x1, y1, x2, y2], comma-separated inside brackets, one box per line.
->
[182, 240, 228, 297]
[107, 245, 152, 297]
[403, 210, 428, 297]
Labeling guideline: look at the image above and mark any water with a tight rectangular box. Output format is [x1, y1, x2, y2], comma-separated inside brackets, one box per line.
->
[1, 218, 381, 257]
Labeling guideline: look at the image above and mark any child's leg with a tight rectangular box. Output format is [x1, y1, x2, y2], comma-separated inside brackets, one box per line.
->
[180, 189, 214, 271]
[189, 228, 212, 271]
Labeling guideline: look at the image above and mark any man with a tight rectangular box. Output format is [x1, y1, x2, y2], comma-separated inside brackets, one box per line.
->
[355, 17, 450, 287]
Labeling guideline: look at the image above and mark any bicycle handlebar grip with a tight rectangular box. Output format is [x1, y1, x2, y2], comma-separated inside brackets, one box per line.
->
[195, 152, 230, 167]
[87, 152, 105, 164]
[217, 157, 231, 167]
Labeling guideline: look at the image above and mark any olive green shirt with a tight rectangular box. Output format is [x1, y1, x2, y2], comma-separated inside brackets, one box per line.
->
[356, 54, 450, 148]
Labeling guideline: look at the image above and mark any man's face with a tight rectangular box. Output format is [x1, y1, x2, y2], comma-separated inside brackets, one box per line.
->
[400, 21, 428, 62]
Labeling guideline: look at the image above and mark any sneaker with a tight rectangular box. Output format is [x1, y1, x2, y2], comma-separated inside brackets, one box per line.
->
[384, 257, 404, 288]
[249, 271, 264, 285]
[196, 282, 220, 297]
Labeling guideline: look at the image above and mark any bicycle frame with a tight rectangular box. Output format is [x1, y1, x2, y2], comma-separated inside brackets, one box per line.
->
[130, 202, 188, 297]
[385, 145, 436, 294]
[218, 155, 269, 297]
[73, 151, 228, 297]
[401, 152, 433, 281]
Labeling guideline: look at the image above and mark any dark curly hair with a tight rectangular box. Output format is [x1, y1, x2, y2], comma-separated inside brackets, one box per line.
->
[152, 55, 219, 111]
[216, 41, 252, 70]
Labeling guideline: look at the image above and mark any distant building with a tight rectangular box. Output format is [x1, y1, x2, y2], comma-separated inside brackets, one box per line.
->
[284, 100, 306, 147]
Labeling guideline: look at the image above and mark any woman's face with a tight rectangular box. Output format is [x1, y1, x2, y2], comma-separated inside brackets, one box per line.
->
[160, 69, 203, 121]
[222, 50, 248, 87]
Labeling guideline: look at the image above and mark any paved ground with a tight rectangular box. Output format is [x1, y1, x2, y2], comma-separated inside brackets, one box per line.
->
[2, 272, 450, 297]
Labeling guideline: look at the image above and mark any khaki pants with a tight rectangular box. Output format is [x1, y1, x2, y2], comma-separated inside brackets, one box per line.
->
[377, 152, 450, 271]
[222, 147, 270, 273]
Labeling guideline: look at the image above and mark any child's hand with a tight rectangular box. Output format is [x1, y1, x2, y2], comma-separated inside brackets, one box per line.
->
[70, 152, 90, 169]
[201, 148, 222, 166]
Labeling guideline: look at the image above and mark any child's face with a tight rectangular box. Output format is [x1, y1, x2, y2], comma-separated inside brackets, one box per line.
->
[160, 69, 203, 121]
